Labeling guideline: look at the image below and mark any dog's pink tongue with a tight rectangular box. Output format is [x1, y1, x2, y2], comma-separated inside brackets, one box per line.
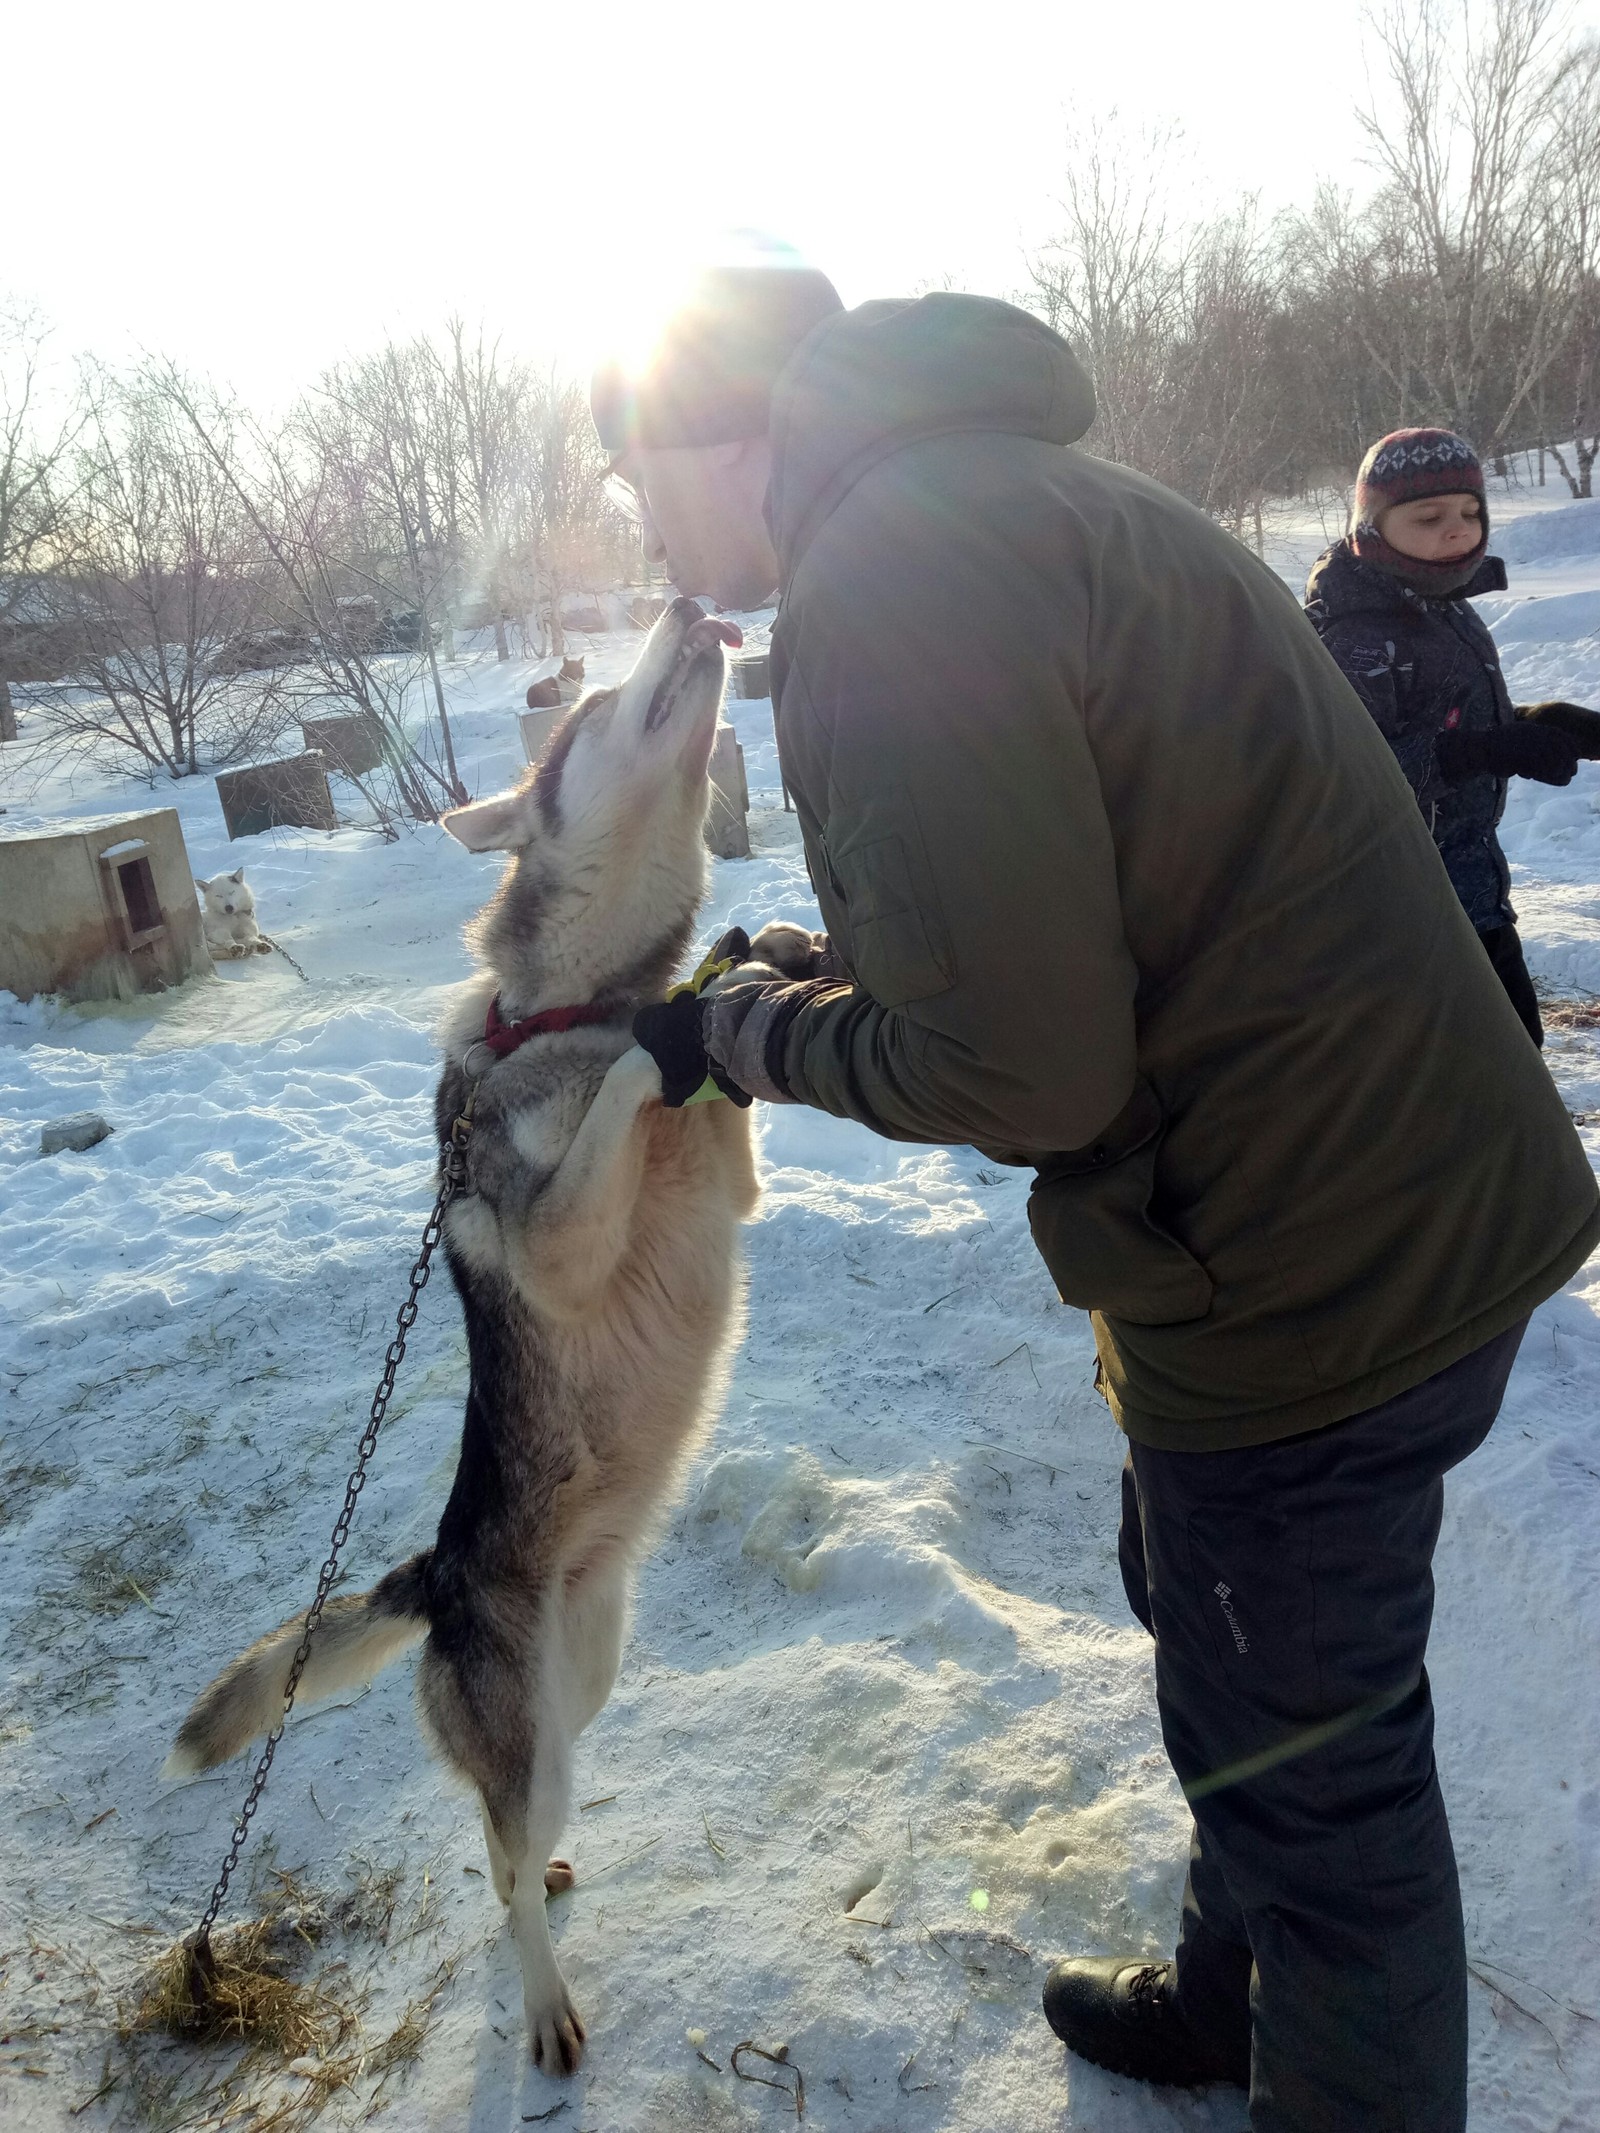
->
[686, 616, 743, 653]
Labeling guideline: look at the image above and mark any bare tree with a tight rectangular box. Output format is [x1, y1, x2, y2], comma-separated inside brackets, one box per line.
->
[1025, 129, 1295, 539]
[1544, 32, 1600, 492]
[0, 306, 80, 743]
[309, 347, 468, 801]
[1025, 13, 1600, 522]
[1026, 117, 1193, 481]
[38, 366, 283, 779]
[154, 363, 466, 829]
[1356, 0, 1582, 451]
[437, 319, 525, 661]
[505, 365, 633, 655]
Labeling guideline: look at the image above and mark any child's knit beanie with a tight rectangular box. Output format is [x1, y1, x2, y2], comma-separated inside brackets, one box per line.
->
[1351, 427, 1489, 593]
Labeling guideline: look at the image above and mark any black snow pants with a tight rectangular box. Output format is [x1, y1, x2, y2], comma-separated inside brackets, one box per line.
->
[1479, 922, 1544, 1048]
[1118, 1320, 1526, 2133]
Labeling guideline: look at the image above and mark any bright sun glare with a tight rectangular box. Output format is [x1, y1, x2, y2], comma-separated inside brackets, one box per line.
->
[555, 232, 819, 378]
[0, 0, 1500, 405]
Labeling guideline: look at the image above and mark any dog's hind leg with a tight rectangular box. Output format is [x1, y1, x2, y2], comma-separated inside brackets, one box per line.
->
[500, 1687, 585, 2074]
[423, 1633, 578, 2056]
[480, 1798, 515, 1904]
[561, 1555, 632, 1740]
[480, 1796, 570, 1901]
[532, 1557, 632, 1901]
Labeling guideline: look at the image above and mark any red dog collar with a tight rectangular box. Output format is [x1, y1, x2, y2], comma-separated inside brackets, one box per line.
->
[482, 994, 618, 1058]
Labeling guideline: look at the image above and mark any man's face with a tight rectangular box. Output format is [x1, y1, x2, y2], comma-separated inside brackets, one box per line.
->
[610, 439, 779, 611]
[1378, 491, 1483, 565]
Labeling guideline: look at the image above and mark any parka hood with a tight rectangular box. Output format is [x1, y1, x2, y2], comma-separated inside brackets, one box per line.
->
[766, 293, 1097, 573]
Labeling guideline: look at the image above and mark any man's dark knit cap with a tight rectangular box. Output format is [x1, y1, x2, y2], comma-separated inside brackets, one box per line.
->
[591, 262, 843, 453]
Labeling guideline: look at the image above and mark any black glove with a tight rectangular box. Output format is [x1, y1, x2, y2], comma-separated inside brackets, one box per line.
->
[631, 992, 753, 1108]
[1435, 722, 1580, 787]
[705, 924, 752, 966]
[1516, 701, 1600, 758]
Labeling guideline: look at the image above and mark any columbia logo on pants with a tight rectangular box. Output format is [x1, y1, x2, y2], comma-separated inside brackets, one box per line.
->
[1213, 1581, 1250, 1655]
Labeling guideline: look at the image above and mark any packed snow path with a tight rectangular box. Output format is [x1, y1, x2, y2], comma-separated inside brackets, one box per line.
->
[4, 496, 1600, 2131]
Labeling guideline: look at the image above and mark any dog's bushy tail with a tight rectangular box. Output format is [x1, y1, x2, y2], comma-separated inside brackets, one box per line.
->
[164, 1553, 433, 1777]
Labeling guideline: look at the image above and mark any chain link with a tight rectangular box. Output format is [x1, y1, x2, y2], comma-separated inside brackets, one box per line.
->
[259, 935, 310, 983]
[190, 1090, 478, 1956]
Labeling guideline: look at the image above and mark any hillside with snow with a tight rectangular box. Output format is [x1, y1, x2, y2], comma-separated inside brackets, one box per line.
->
[3, 471, 1599, 2132]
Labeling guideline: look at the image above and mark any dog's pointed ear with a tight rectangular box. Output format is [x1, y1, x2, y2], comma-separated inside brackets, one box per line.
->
[441, 782, 539, 853]
[229, 867, 245, 883]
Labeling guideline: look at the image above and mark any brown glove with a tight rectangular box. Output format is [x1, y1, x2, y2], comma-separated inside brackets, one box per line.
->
[747, 921, 849, 982]
[1516, 702, 1600, 758]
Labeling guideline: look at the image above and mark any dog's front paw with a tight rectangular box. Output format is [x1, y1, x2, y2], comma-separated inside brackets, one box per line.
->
[527, 1988, 586, 2075]
[611, 1043, 664, 1106]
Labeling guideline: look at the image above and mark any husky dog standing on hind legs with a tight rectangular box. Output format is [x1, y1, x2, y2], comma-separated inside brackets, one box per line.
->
[168, 597, 796, 2072]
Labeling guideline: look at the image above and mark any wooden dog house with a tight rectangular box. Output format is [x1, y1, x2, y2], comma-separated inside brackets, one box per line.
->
[518, 705, 564, 765]
[215, 751, 338, 839]
[705, 725, 751, 860]
[0, 808, 211, 1003]
[731, 652, 770, 701]
[299, 713, 385, 777]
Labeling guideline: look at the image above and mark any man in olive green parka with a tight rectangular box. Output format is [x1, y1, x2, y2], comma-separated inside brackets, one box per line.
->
[598, 264, 1600, 2133]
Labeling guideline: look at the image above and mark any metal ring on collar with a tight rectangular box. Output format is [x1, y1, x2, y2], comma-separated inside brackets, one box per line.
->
[461, 1038, 498, 1082]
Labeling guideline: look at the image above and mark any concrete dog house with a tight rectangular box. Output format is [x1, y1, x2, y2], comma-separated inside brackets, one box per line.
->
[0, 808, 211, 1003]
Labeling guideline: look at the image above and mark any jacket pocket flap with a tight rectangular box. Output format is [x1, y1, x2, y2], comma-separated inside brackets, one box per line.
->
[827, 829, 953, 1008]
[1029, 1111, 1212, 1328]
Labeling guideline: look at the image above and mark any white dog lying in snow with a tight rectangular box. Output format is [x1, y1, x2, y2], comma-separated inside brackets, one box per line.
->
[196, 869, 272, 961]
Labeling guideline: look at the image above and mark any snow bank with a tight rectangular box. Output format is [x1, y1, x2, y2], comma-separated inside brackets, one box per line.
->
[1493, 496, 1600, 566]
[1480, 586, 1600, 648]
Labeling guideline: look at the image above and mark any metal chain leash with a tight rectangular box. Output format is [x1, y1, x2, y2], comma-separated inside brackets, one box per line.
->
[259, 935, 310, 983]
[189, 1088, 480, 1962]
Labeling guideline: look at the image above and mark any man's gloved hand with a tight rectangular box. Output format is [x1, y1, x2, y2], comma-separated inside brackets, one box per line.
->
[632, 923, 847, 1109]
[701, 980, 802, 1106]
[631, 927, 757, 1108]
[1435, 722, 1580, 787]
[1516, 701, 1600, 758]
[631, 991, 754, 1108]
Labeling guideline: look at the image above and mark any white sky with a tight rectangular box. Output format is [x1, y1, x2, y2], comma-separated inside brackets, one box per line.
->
[7, 0, 1599, 410]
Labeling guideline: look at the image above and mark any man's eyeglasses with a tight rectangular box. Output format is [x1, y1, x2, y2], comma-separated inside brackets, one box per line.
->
[603, 464, 644, 524]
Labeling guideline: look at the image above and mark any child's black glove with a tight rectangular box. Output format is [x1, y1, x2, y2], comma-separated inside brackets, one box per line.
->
[1516, 701, 1600, 758]
[1435, 723, 1580, 787]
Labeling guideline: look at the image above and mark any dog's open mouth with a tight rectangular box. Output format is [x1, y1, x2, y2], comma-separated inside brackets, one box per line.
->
[643, 607, 743, 733]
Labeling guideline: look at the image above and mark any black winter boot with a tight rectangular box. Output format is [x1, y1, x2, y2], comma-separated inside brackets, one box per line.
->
[1042, 1956, 1250, 2089]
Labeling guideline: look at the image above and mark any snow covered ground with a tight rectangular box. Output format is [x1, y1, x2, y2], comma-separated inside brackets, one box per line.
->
[3, 471, 1600, 2133]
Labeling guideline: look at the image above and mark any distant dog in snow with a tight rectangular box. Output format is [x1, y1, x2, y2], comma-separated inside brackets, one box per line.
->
[196, 869, 271, 961]
[169, 597, 788, 2075]
[525, 656, 586, 711]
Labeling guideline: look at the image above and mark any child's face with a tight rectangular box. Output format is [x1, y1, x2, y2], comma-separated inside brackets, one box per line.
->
[1378, 492, 1483, 564]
